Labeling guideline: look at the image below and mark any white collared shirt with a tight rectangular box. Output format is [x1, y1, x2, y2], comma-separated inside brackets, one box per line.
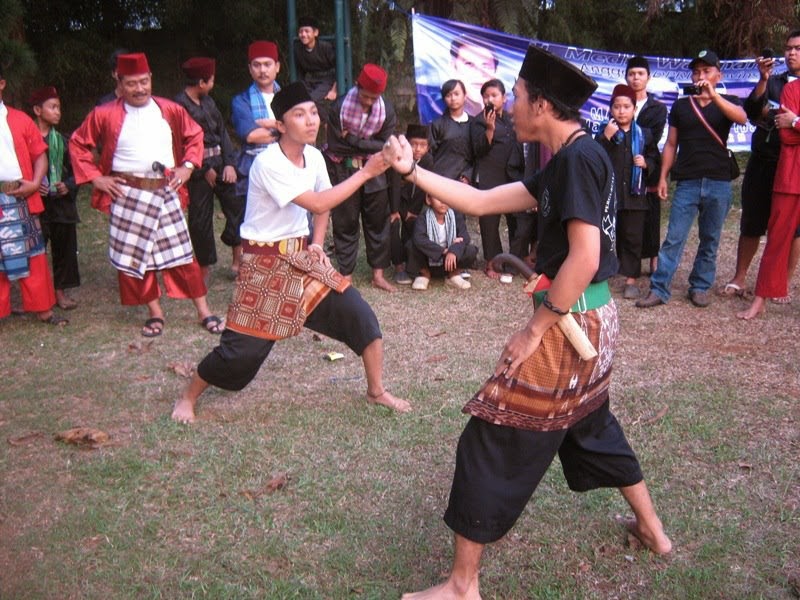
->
[0, 102, 24, 181]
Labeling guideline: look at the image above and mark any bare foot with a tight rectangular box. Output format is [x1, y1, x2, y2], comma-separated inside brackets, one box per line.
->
[367, 389, 411, 413]
[484, 268, 500, 280]
[371, 276, 397, 293]
[402, 579, 481, 599]
[615, 515, 672, 555]
[171, 396, 197, 424]
[736, 296, 766, 320]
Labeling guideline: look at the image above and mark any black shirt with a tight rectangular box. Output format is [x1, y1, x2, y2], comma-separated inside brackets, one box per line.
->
[430, 114, 473, 181]
[469, 111, 523, 189]
[523, 134, 617, 282]
[174, 90, 237, 170]
[744, 72, 795, 162]
[668, 94, 742, 181]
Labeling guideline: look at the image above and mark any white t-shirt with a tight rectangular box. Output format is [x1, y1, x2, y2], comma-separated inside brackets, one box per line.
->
[240, 142, 332, 242]
[112, 99, 174, 173]
[0, 103, 23, 181]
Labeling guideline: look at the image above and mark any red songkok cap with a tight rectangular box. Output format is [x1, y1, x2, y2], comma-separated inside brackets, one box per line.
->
[28, 86, 59, 106]
[116, 53, 151, 77]
[356, 63, 387, 94]
[248, 41, 279, 63]
[181, 57, 216, 80]
[610, 83, 637, 106]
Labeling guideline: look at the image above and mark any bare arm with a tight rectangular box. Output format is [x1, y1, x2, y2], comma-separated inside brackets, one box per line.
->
[657, 126, 678, 200]
[383, 134, 535, 216]
[498, 219, 600, 376]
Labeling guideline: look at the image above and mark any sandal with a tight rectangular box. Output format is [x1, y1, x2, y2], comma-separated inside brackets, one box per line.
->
[718, 282, 745, 297]
[201, 315, 224, 334]
[39, 314, 69, 326]
[141, 317, 164, 337]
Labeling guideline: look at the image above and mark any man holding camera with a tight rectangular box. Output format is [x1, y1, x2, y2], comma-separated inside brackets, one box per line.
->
[637, 49, 746, 308]
[719, 31, 800, 300]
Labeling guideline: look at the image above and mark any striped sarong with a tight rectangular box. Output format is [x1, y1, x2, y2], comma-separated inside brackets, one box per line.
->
[108, 184, 194, 279]
[226, 250, 349, 341]
[0, 191, 46, 281]
[463, 301, 619, 432]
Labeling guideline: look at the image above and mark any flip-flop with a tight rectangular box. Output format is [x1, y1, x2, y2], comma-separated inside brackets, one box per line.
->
[718, 282, 745, 297]
[141, 317, 164, 337]
[201, 315, 224, 334]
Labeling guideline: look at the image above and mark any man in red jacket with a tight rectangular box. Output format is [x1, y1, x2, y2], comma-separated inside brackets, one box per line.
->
[70, 52, 222, 337]
[0, 66, 64, 325]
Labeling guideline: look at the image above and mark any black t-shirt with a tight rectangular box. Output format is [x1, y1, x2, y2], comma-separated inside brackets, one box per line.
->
[522, 134, 617, 282]
[668, 94, 742, 181]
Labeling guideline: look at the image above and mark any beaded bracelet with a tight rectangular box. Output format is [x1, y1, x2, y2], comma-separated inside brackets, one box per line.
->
[542, 294, 569, 316]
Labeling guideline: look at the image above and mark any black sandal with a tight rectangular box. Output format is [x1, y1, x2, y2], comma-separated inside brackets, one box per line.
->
[141, 317, 164, 337]
[201, 315, 224, 334]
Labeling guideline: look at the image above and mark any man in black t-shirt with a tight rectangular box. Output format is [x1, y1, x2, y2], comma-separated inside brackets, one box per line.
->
[638, 50, 747, 309]
[383, 44, 672, 599]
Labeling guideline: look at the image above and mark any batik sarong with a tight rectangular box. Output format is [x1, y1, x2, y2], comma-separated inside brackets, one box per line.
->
[463, 301, 619, 432]
[0, 191, 46, 281]
[108, 184, 194, 278]
[226, 250, 349, 340]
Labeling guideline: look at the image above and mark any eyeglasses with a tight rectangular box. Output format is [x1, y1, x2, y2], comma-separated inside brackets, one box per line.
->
[784, 45, 800, 53]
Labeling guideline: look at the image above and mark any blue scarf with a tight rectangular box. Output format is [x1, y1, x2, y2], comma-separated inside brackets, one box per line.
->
[247, 81, 281, 153]
[606, 122, 644, 196]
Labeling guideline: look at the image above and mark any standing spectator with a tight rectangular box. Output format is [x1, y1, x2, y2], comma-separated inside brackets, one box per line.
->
[720, 32, 800, 300]
[30, 86, 81, 311]
[430, 79, 473, 184]
[389, 124, 433, 285]
[469, 78, 524, 279]
[736, 77, 800, 320]
[293, 17, 337, 110]
[69, 52, 222, 337]
[324, 63, 397, 292]
[231, 41, 282, 239]
[626, 55, 667, 275]
[175, 57, 242, 279]
[0, 69, 64, 325]
[637, 50, 746, 309]
[596, 84, 659, 300]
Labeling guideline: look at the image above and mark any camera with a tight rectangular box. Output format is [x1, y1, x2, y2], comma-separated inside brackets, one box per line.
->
[484, 103, 495, 117]
[682, 84, 702, 96]
[761, 48, 775, 59]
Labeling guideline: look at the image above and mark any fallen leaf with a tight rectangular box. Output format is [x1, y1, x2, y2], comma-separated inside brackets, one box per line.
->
[239, 472, 290, 500]
[7, 432, 45, 446]
[311, 333, 322, 341]
[426, 354, 447, 364]
[738, 462, 753, 470]
[55, 427, 110, 449]
[128, 340, 153, 353]
[644, 405, 669, 424]
[81, 535, 106, 552]
[168, 361, 194, 378]
[425, 329, 447, 338]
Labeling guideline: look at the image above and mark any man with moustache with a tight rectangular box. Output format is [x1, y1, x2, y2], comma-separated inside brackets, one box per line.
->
[70, 52, 223, 337]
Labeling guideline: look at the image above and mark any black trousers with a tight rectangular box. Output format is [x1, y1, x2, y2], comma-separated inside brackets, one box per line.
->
[186, 174, 244, 267]
[331, 187, 391, 275]
[42, 221, 80, 290]
[478, 213, 515, 264]
[405, 242, 478, 277]
[197, 286, 381, 391]
[616, 209, 647, 278]
[641, 192, 662, 259]
[389, 215, 416, 266]
[508, 210, 537, 260]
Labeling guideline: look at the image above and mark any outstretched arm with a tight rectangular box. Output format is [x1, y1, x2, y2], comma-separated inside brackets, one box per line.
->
[383, 135, 534, 216]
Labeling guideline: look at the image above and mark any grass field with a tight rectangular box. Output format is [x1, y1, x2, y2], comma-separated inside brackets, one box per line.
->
[0, 182, 798, 599]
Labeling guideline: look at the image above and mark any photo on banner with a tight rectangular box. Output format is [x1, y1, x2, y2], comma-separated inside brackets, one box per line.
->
[412, 13, 762, 151]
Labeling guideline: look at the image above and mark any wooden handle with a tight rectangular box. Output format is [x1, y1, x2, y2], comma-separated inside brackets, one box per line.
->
[557, 314, 598, 361]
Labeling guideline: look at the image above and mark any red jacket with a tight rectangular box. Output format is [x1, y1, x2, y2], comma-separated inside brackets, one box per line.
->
[69, 97, 203, 212]
[5, 105, 48, 213]
[776, 79, 800, 195]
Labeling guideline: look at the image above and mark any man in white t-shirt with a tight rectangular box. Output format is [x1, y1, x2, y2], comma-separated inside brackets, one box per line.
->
[173, 82, 411, 424]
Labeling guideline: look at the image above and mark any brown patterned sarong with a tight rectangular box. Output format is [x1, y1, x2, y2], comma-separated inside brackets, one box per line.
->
[226, 250, 349, 340]
[463, 301, 619, 432]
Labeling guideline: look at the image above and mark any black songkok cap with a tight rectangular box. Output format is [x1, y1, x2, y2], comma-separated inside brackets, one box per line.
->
[405, 123, 430, 140]
[271, 81, 314, 120]
[517, 44, 597, 110]
[626, 55, 651, 74]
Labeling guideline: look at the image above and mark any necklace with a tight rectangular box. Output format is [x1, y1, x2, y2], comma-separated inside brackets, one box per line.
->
[562, 127, 585, 149]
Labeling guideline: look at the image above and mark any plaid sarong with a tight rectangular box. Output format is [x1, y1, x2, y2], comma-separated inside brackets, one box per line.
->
[463, 301, 619, 432]
[108, 184, 194, 279]
[226, 250, 349, 340]
[0, 191, 46, 281]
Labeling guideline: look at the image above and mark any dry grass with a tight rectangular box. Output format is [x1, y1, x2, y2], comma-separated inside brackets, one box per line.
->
[0, 188, 798, 599]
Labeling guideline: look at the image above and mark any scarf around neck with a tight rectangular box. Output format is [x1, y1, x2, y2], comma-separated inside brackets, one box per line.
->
[425, 206, 456, 266]
[46, 128, 63, 191]
[607, 122, 644, 196]
[339, 86, 386, 146]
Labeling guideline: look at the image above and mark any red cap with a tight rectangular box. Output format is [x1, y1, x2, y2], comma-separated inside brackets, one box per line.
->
[117, 53, 150, 77]
[356, 64, 387, 94]
[610, 83, 636, 106]
[181, 57, 216, 80]
[28, 86, 59, 106]
[248, 41, 279, 63]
